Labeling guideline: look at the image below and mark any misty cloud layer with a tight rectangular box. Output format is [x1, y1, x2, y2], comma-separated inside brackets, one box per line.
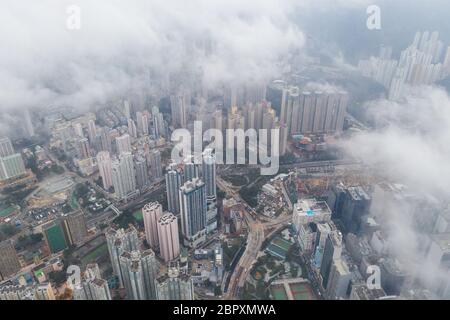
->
[0, 0, 304, 113]
[342, 86, 450, 289]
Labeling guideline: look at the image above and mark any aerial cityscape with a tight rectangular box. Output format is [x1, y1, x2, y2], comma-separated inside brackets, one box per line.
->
[0, 0, 450, 302]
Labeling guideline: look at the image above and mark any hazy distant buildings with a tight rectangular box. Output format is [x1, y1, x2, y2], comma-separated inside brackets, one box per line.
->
[136, 111, 150, 136]
[183, 156, 199, 183]
[359, 31, 448, 101]
[96, 151, 113, 190]
[134, 155, 149, 189]
[127, 118, 138, 138]
[275, 121, 288, 156]
[95, 128, 112, 153]
[0, 153, 26, 181]
[87, 120, 97, 143]
[116, 134, 132, 154]
[0, 137, 14, 158]
[426, 233, 450, 298]
[211, 110, 223, 132]
[0, 137, 26, 181]
[202, 149, 216, 202]
[112, 152, 137, 200]
[170, 93, 189, 128]
[23, 109, 35, 138]
[148, 150, 162, 180]
[152, 107, 165, 139]
[76, 138, 91, 159]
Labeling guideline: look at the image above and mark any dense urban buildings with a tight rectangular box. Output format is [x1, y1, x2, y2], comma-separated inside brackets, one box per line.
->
[119, 250, 159, 300]
[96, 151, 113, 190]
[106, 226, 140, 287]
[73, 264, 112, 300]
[112, 152, 137, 200]
[1, 3, 450, 304]
[155, 265, 194, 300]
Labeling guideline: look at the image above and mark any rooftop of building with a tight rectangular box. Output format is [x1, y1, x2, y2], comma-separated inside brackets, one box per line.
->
[180, 178, 205, 192]
[159, 212, 176, 224]
[347, 186, 371, 201]
[352, 284, 387, 300]
[294, 198, 331, 217]
[270, 278, 317, 300]
[333, 259, 350, 275]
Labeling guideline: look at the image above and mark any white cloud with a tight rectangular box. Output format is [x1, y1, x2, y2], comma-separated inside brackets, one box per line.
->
[0, 0, 304, 112]
[342, 85, 450, 291]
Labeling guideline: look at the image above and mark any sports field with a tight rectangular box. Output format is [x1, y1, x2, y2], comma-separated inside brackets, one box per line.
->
[272, 237, 291, 251]
[270, 281, 317, 300]
[270, 284, 288, 300]
[266, 237, 292, 259]
[289, 282, 316, 300]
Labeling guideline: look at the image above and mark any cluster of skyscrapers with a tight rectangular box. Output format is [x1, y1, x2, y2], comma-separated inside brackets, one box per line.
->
[105, 225, 193, 300]
[279, 87, 348, 136]
[165, 149, 218, 248]
[72, 263, 111, 300]
[49, 103, 164, 201]
[142, 202, 180, 262]
[359, 31, 450, 101]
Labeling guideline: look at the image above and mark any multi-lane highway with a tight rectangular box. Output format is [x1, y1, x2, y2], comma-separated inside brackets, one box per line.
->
[224, 212, 264, 299]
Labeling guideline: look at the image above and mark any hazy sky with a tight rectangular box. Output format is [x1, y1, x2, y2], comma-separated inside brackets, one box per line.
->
[295, 0, 450, 62]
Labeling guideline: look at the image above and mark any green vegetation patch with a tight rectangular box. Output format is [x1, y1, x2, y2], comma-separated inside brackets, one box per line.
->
[133, 210, 143, 222]
[81, 242, 108, 265]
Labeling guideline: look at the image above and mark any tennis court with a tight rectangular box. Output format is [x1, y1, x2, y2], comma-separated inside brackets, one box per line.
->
[289, 282, 316, 300]
[270, 284, 288, 300]
[272, 237, 292, 251]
